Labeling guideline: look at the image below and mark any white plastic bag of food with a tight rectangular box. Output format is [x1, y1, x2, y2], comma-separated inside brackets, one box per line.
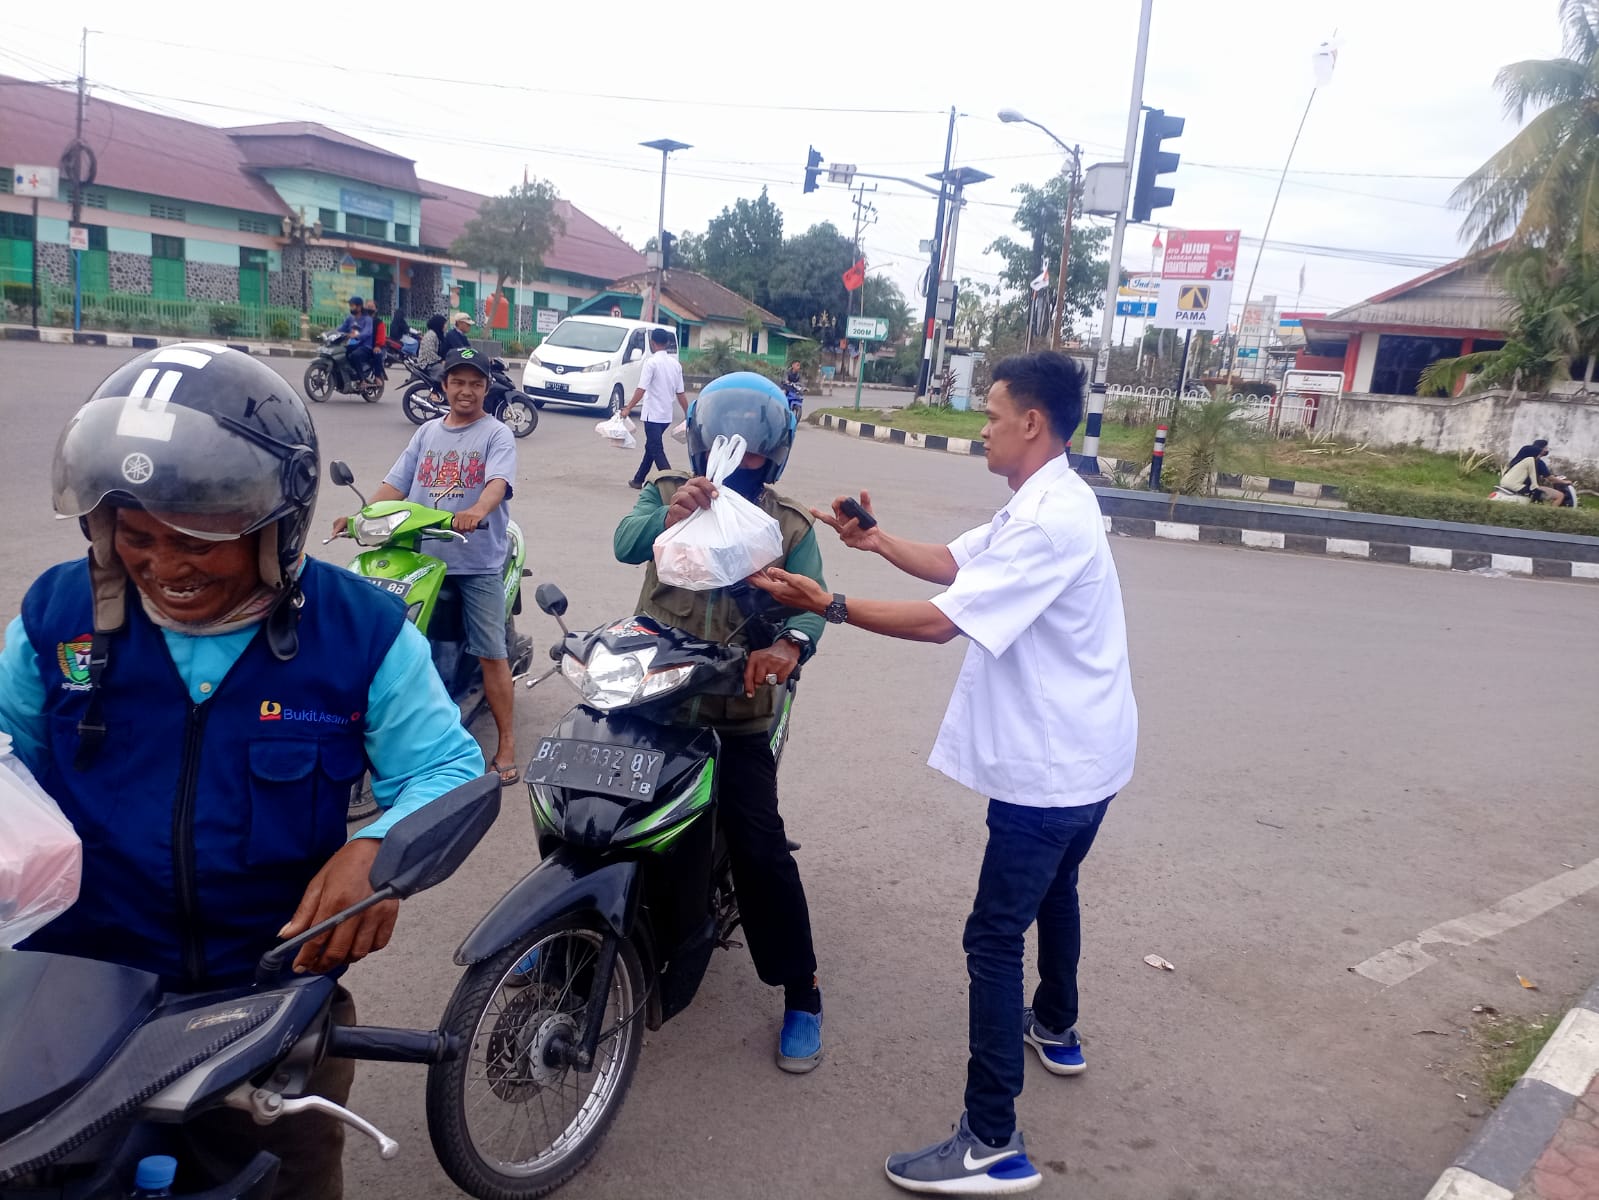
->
[595, 413, 637, 449]
[0, 734, 82, 947]
[669, 421, 688, 444]
[652, 434, 784, 590]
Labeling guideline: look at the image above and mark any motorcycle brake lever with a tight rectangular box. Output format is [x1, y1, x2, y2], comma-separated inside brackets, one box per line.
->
[226, 1085, 400, 1159]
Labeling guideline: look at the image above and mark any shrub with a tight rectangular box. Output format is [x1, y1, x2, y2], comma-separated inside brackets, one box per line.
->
[1342, 484, 1599, 537]
[269, 317, 294, 340]
[3, 281, 36, 309]
[208, 304, 246, 338]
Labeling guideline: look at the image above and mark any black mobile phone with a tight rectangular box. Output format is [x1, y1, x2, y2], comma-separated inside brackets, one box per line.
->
[839, 496, 878, 530]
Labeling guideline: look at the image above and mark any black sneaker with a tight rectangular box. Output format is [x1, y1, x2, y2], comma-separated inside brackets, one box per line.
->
[885, 1112, 1041, 1195]
[626, 479, 645, 490]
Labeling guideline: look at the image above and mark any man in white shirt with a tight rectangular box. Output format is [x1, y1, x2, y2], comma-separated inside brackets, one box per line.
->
[752, 351, 1137, 1196]
[623, 328, 688, 489]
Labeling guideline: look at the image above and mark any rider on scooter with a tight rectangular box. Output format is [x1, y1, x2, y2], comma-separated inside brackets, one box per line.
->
[337, 294, 376, 379]
[0, 345, 484, 1199]
[612, 371, 830, 1073]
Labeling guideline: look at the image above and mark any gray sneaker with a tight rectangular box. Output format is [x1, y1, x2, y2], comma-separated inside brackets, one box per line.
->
[884, 1112, 1042, 1195]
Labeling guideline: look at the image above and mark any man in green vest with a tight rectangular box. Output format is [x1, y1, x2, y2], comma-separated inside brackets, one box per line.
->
[612, 372, 829, 1073]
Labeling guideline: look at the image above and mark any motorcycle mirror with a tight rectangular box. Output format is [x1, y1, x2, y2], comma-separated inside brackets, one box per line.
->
[368, 773, 502, 898]
[330, 461, 355, 487]
[535, 583, 568, 618]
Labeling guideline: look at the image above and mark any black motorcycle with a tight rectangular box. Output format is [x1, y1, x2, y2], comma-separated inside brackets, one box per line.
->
[423, 584, 799, 1198]
[401, 357, 538, 439]
[303, 331, 385, 404]
[0, 776, 502, 1200]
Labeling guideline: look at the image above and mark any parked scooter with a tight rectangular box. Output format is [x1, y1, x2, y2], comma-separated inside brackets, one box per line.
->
[401, 357, 538, 438]
[303, 331, 385, 404]
[421, 582, 800, 1199]
[0, 775, 502, 1200]
[324, 460, 534, 818]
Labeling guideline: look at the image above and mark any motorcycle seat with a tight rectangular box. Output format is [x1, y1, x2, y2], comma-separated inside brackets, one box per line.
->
[0, 950, 163, 1141]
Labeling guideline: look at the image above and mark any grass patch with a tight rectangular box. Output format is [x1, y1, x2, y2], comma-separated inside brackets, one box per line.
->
[1478, 1014, 1557, 1106]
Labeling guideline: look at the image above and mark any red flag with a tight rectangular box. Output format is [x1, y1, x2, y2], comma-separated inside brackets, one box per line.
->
[842, 259, 866, 291]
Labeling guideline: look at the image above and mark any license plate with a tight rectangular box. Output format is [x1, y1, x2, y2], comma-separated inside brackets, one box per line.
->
[545, 380, 569, 393]
[526, 738, 665, 800]
[366, 578, 409, 599]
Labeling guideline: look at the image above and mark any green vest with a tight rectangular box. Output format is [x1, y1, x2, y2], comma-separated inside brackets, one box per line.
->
[636, 471, 814, 732]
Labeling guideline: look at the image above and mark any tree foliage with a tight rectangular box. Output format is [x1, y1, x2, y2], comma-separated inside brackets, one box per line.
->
[1456, 0, 1599, 265]
[702, 189, 785, 307]
[985, 168, 1111, 340]
[766, 221, 856, 347]
[450, 180, 564, 301]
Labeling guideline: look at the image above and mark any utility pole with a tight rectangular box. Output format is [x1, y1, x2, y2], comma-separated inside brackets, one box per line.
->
[1050, 146, 1082, 349]
[914, 107, 958, 403]
[1084, 0, 1156, 473]
[641, 139, 690, 324]
[847, 182, 876, 380]
[931, 167, 991, 400]
[69, 27, 91, 331]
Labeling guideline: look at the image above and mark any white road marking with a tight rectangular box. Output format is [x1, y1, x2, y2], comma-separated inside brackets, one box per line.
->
[1353, 856, 1599, 985]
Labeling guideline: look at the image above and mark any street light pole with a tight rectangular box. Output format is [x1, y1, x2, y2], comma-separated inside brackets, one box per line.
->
[998, 111, 1082, 351]
[1083, 0, 1157, 472]
[914, 107, 958, 403]
[641, 139, 690, 325]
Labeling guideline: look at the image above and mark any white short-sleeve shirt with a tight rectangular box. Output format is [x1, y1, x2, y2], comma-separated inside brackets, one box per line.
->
[638, 350, 685, 423]
[927, 453, 1137, 807]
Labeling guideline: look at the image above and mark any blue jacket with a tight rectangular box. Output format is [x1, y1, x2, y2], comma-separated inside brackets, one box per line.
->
[18, 558, 407, 990]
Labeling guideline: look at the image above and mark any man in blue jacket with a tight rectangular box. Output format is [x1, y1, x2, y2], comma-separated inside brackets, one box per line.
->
[0, 344, 483, 1199]
[336, 294, 375, 378]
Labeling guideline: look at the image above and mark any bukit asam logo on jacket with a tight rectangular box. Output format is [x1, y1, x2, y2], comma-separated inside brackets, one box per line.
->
[56, 634, 93, 691]
[259, 701, 361, 726]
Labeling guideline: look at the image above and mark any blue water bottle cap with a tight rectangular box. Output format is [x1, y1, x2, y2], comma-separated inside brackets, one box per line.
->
[134, 1154, 178, 1190]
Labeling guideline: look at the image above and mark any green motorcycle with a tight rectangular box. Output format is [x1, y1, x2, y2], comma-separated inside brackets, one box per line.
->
[325, 460, 533, 818]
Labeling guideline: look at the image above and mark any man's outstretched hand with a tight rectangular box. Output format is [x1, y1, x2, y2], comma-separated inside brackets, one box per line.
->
[279, 838, 399, 974]
[812, 491, 881, 553]
[749, 567, 830, 614]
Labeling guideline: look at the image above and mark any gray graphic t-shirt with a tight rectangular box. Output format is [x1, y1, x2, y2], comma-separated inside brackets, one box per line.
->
[383, 414, 517, 575]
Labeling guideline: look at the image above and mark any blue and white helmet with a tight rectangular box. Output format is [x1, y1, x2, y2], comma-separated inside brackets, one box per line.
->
[686, 372, 796, 484]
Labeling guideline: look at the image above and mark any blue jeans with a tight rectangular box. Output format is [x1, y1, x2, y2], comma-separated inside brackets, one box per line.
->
[450, 572, 508, 660]
[963, 796, 1112, 1142]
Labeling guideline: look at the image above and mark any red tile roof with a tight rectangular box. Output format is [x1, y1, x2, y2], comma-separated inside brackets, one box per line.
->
[610, 269, 783, 326]
[230, 124, 421, 193]
[418, 182, 646, 282]
[0, 76, 286, 215]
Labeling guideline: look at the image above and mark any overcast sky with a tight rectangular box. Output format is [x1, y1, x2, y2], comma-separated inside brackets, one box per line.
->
[4, 1, 1564, 325]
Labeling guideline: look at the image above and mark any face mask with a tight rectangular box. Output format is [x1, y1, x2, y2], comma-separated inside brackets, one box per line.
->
[722, 464, 766, 500]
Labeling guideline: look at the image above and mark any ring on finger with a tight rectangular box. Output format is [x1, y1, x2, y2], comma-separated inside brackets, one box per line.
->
[764, 673, 779, 685]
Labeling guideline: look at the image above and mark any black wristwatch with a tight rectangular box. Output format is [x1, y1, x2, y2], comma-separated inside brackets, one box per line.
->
[777, 628, 815, 663]
[823, 593, 849, 625]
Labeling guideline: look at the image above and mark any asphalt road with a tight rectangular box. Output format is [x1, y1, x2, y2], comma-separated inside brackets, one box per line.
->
[4, 342, 1598, 1200]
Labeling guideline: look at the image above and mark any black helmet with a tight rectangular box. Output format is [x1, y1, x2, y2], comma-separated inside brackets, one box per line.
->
[53, 343, 319, 611]
[348, 294, 364, 306]
[686, 372, 796, 484]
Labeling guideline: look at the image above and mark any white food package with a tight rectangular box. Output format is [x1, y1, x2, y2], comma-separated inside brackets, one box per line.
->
[0, 735, 82, 947]
[669, 420, 688, 444]
[652, 434, 784, 591]
[596, 413, 637, 449]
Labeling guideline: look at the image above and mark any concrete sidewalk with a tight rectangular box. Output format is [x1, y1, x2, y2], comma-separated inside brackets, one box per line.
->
[1428, 980, 1599, 1199]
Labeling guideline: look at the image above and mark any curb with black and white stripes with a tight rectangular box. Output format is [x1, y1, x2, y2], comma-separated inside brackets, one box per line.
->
[4, 325, 316, 358]
[1102, 515, 1599, 582]
[1425, 979, 1599, 1200]
[815, 413, 1344, 499]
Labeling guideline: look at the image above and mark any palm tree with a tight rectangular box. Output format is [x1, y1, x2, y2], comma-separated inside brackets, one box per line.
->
[1417, 256, 1578, 398]
[1456, 0, 1599, 262]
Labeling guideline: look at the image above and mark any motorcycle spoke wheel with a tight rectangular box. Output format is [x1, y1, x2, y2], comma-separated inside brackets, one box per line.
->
[427, 921, 645, 1199]
[304, 364, 331, 402]
[502, 400, 537, 437]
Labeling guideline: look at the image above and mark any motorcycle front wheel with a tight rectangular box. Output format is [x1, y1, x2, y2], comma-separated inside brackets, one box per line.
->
[427, 919, 646, 1200]
[362, 376, 385, 403]
[500, 396, 538, 438]
[303, 362, 332, 403]
[402, 382, 445, 425]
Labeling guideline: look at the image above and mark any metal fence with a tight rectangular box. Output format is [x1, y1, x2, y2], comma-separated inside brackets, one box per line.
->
[1105, 385, 1324, 433]
[2, 279, 308, 341]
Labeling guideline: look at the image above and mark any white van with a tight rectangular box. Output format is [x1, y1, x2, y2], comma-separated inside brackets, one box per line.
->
[522, 316, 678, 414]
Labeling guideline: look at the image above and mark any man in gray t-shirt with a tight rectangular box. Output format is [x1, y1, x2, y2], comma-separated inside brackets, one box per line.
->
[336, 348, 520, 783]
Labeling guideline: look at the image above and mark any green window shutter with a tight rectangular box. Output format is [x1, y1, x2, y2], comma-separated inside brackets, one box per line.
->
[81, 249, 109, 296]
[152, 257, 186, 300]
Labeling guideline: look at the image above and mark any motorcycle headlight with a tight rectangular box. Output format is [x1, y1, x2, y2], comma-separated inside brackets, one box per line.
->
[353, 511, 407, 546]
[561, 646, 696, 711]
[582, 360, 612, 373]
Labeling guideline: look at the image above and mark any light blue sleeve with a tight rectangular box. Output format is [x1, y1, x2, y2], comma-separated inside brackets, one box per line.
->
[485, 423, 518, 494]
[354, 620, 486, 840]
[0, 617, 48, 774]
[382, 426, 424, 496]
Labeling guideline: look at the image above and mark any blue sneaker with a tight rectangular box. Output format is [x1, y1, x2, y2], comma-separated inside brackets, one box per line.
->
[1023, 1008, 1084, 1076]
[885, 1112, 1041, 1195]
[776, 1006, 822, 1074]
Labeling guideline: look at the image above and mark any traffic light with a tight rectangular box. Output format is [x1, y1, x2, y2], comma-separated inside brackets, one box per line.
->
[803, 146, 823, 194]
[1132, 109, 1184, 222]
[661, 231, 676, 270]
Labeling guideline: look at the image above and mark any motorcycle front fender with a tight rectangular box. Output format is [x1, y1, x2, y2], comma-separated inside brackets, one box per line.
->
[453, 850, 638, 966]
